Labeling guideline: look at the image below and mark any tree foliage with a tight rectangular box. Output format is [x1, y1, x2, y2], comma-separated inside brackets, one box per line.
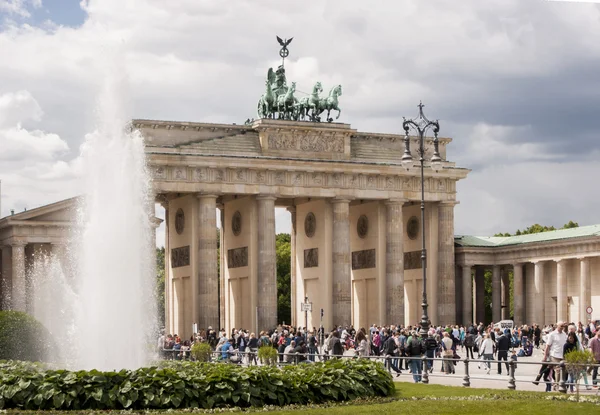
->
[0, 311, 56, 362]
[494, 221, 579, 237]
[276, 233, 291, 325]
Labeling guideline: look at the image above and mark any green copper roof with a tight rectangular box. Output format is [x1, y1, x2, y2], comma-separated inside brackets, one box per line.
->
[455, 224, 600, 248]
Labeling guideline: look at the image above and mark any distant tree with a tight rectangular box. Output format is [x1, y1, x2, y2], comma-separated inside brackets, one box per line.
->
[276, 233, 291, 324]
[496, 221, 579, 237]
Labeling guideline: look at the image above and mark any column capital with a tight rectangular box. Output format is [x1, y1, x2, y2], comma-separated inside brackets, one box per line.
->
[384, 198, 407, 206]
[256, 194, 277, 201]
[11, 241, 27, 248]
[330, 198, 351, 205]
[196, 193, 219, 200]
[439, 200, 459, 207]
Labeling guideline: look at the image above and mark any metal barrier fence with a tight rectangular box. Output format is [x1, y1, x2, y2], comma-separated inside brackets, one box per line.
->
[160, 348, 600, 394]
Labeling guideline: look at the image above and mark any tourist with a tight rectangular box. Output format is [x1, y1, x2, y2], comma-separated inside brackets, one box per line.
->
[247, 332, 259, 365]
[441, 332, 455, 374]
[355, 331, 370, 358]
[496, 329, 511, 375]
[463, 330, 476, 359]
[284, 340, 296, 363]
[589, 330, 600, 387]
[563, 332, 578, 392]
[383, 331, 402, 377]
[479, 333, 494, 375]
[424, 331, 438, 373]
[407, 331, 425, 382]
[543, 321, 568, 390]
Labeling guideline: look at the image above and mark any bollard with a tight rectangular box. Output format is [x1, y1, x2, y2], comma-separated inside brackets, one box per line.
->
[508, 359, 516, 390]
[463, 358, 470, 387]
[422, 356, 429, 384]
[558, 362, 567, 394]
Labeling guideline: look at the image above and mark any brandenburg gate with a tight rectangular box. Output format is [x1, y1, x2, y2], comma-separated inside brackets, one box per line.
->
[137, 39, 468, 338]
[138, 117, 469, 337]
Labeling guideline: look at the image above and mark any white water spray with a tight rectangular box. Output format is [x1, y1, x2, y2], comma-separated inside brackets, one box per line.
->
[71, 72, 156, 370]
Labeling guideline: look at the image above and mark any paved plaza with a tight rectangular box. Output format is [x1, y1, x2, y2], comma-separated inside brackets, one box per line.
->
[391, 346, 600, 394]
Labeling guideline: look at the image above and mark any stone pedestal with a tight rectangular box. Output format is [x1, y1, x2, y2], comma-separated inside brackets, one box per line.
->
[11, 243, 26, 312]
[556, 260, 567, 323]
[580, 258, 591, 323]
[437, 202, 455, 325]
[332, 199, 351, 327]
[513, 263, 524, 325]
[492, 265, 501, 322]
[462, 265, 473, 325]
[256, 195, 277, 331]
[534, 261, 545, 325]
[385, 200, 404, 325]
[197, 194, 218, 330]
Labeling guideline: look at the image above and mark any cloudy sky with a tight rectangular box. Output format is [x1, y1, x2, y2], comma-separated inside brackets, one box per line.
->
[1, 0, 600, 245]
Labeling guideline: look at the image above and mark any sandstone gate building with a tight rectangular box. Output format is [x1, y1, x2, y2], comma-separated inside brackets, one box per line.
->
[138, 118, 469, 337]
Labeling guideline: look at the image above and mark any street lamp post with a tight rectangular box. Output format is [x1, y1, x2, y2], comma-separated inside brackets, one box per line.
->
[401, 102, 442, 337]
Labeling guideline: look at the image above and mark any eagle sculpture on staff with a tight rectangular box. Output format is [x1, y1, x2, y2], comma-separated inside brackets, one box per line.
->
[277, 36, 293, 59]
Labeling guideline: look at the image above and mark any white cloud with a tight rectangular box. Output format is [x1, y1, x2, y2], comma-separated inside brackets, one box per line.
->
[0, 0, 41, 17]
[2, 0, 600, 238]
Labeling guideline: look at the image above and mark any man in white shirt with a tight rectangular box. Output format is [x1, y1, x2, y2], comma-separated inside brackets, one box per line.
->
[544, 321, 568, 387]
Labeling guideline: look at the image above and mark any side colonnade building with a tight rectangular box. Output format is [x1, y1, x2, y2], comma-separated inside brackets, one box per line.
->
[455, 226, 600, 327]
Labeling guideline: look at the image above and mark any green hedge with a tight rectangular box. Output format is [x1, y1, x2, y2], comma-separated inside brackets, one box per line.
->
[0, 311, 55, 362]
[0, 358, 394, 410]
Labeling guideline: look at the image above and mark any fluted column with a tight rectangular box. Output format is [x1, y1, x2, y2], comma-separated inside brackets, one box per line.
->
[492, 265, 501, 322]
[197, 194, 218, 331]
[580, 258, 591, 323]
[534, 261, 545, 325]
[256, 195, 277, 331]
[513, 263, 524, 325]
[11, 242, 27, 312]
[218, 206, 225, 330]
[385, 199, 404, 325]
[556, 259, 567, 323]
[287, 206, 297, 327]
[331, 199, 351, 327]
[462, 265, 473, 325]
[160, 198, 172, 334]
[437, 202, 455, 325]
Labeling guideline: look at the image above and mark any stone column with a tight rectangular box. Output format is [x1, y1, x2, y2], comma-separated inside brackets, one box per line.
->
[256, 195, 277, 331]
[287, 206, 297, 327]
[218, 206, 225, 330]
[501, 267, 510, 320]
[197, 194, 219, 330]
[556, 259, 567, 323]
[1, 246, 12, 310]
[513, 263, 524, 325]
[11, 242, 27, 312]
[491, 265, 501, 322]
[385, 199, 404, 325]
[437, 202, 455, 325]
[331, 199, 351, 327]
[160, 199, 172, 334]
[462, 265, 473, 325]
[580, 258, 591, 323]
[474, 266, 486, 324]
[534, 261, 545, 325]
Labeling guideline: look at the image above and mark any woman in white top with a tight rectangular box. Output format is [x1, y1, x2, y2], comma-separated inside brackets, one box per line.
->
[355, 331, 370, 357]
[480, 333, 495, 374]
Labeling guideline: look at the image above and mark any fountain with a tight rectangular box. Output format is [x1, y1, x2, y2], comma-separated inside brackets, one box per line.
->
[31, 68, 156, 371]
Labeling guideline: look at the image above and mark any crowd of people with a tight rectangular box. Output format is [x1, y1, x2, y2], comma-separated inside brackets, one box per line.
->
[157, 320, 600, 388]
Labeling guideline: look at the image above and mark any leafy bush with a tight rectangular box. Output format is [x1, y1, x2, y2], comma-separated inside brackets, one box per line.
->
[191, 342, 212, 362]
[0, 358, 394, 410]
[257, 345, 278, 366]
[564, 349, 596, 400]
[0, 311, 55, 362]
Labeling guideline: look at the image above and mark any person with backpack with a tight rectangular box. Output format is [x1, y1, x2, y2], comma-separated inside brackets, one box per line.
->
[407, 331, 426, 382]
[424, 332, 438, 373]
[331, 330, 344, 357]
[383, 331, 402, 377]
[464, 331, 476, 359]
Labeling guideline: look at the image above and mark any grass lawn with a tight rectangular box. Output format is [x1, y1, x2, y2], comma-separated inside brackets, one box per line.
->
[7, 383, 600, 414]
